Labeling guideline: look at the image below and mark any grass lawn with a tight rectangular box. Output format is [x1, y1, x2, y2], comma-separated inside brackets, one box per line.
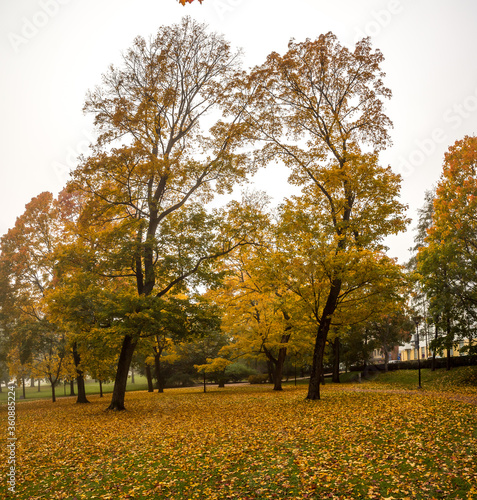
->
[0, 376, 150, 403]
[1, 370, 476, 499]
[354, 365, 477, 394]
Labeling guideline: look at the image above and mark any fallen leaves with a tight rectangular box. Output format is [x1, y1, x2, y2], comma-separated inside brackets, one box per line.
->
[1, 385, 476, 499]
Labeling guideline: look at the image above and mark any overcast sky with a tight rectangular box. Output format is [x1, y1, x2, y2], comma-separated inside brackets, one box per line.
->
[1, 0, 477, 263]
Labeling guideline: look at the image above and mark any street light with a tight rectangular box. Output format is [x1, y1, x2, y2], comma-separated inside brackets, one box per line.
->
[413, 316, 423, 389]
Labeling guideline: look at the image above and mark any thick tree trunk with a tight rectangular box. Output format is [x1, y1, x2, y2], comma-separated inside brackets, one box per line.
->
[69, 380, 76, 396]
[145, 364, 154, 392]
[30, 378, 35, 388]
[218, 369, 226, 388]
[307, 278, 341, 400]
[446, 348, 451, 371]
[107, 335, 139, 411]
[307, 333, 327, 400]
[72, 342, 89, 404]
[332, 337, 340, 383]
[273, 347, 287, 391]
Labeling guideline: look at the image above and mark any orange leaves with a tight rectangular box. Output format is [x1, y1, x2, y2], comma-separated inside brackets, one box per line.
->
[6, 385, 477, 499]
[178, 0, 203, 4]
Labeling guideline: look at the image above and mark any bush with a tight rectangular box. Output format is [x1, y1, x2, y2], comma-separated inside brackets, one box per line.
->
[225, 363, 257, 383]
[165, 373, 195, 388]
[248, 374, 269, 384]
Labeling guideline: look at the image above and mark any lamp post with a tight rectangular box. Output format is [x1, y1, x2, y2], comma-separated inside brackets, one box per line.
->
[413, 316, 422, 389]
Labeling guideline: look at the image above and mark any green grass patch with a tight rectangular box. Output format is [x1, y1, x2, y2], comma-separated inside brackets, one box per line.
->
[356, 365, 477, 393]
[0, 376, 150, 404]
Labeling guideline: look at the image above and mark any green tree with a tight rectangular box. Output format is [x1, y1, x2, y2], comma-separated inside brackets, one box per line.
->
[417, 137, 477, 364]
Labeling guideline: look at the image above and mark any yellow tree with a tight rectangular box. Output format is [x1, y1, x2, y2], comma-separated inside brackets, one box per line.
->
[71, 18, 260, 410]
[275, 195, 408, 398]
[215, 246, 309, 391]
[202, 195, 314, 392]
[238, 33, 409, 398]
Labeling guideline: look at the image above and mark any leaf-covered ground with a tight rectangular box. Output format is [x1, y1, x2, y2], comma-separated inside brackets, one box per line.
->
[2, 384, 477, 499]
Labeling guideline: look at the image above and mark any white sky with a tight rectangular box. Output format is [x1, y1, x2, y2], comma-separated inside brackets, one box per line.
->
[1, 0, 477, 264]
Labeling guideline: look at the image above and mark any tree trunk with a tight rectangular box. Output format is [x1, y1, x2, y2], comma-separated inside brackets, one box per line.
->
[446, 319, 452, 371]
[72, 342, 89, 404]
[266, 360, 274, 384]
[107, 335, 139, 411]
[262, 343, 287, 391]
[446, 348, 451, 371]
[51, 379, 56, 403]
[154, 349, 164, 393]
[307, 279, 341, 400]
[307, 333, 327, 399]
[38, 379, 41, 392]
[203, 371, 206, 393]
[99, 380, 103, 398]
[383, 320, 390, 372]
[30, 378, 35, 388]
[22, 377, 26, 399]
[69, 380, 76, 396]
[332, 337, 340, 383]
[145, 364, 154, 392]
[431, 324, 438, 371]
[130, 367, 135, 384]
[272, 346, 287, 391]
[218, 369, 226, 388]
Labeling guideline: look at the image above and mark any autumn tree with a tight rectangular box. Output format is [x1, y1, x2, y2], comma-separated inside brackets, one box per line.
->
[417, 136, 477, 362]
[0, 192, 72, 402]
[240, 33, 409, 399]
[212, 227, 311, 391]
[71, 17, 258, 410]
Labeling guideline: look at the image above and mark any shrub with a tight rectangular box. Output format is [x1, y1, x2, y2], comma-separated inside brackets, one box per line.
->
[225, 363, 257, 383]
[248, 373, 269, 384]
[165, 373, 195, 388]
